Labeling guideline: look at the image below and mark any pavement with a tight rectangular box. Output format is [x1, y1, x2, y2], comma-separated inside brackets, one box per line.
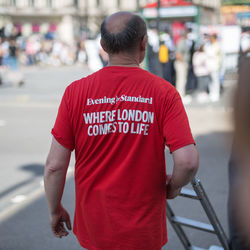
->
[0, 65, 235, 250]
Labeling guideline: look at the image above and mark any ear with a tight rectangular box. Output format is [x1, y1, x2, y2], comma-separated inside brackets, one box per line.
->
[140, 35, 147, 52]
[100, 39, 107, 52]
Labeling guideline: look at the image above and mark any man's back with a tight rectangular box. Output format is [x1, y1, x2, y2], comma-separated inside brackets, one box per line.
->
[44, 11, 198, 250]
[52, 66, 194, 249]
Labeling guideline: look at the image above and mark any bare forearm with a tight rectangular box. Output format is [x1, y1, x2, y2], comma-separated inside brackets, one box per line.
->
[44, 166, 67, 215]
[171, 144, 199, 189]
[44, 137, 72, 237]
[167, 158, 198, 199]
[44, 137, 71, 214]
[170, 163, 198, 189]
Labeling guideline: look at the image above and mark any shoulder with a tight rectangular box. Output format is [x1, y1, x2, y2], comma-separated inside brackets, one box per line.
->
[66, 69, 103, 93]
[65, 78, 84, 95]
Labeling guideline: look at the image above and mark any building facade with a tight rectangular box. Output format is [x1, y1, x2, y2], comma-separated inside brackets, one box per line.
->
[0, 0, 151, 44]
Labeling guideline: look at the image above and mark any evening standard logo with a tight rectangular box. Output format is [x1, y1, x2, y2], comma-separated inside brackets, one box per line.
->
[87, 95, 153, 106]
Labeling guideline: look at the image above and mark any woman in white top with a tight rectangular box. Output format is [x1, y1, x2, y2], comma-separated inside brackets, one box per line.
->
[192, 44, 210, 102]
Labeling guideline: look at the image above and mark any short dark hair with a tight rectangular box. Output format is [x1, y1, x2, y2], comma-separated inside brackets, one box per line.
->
[101, 15, 146, 54]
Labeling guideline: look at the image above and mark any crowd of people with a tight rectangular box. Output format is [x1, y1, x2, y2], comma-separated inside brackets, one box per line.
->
[147, 28, 222, 104]
[0, 33, 87, 70]
[0, 23, 248, 107]
[0, 31, 88, 86]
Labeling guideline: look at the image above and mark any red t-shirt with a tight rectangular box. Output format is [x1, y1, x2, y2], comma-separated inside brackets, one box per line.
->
[52, 66, 195, 250]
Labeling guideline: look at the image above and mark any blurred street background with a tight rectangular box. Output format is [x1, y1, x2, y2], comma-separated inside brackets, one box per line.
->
[0, 0, 249, 249]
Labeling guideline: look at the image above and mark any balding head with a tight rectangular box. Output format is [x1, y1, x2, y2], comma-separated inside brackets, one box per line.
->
[101, 11, 147, 55]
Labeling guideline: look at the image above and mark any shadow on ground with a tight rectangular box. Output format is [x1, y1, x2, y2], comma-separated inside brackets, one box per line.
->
[0, 164, 44, 200]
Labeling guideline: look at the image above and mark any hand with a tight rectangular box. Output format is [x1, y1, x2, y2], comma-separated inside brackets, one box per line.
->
[166, 175, 181, 199]
[166, 184, 181, 199]
[50, 205, 72, 238]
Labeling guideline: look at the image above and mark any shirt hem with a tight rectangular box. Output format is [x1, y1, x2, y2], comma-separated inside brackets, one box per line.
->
[169, 140, 196, 154]
[74, 230, 168, 250]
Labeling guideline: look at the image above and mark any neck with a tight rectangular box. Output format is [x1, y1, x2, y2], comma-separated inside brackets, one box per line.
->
[108, 53, 140, 67]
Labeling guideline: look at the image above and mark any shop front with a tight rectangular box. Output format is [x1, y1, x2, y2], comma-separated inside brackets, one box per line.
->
[220, 1, 250, 70]
[221, 4, 250, 26]
[141, 0, 199, 44]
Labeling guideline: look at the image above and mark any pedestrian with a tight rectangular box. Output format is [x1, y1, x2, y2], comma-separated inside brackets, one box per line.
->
[44, 11, 199, 250]
[1, 38, 10, 67]
[206, 33, 221, 102]
[238, 26, 250, 64]
[228, 151, 248, 250]
[25, 37, 36, 65]
[0, 37, 2, 85]
[159, 29, 175, 85]
[192, 44, 210, 103]
[186, 30, 197, 95]
[228, 56, 250, 249]
[228, 32, 250, 250]
[8, 39, 18, 70]
[174, 31, 191, 102]
[147, 27, 163, 77]
[0, 37, 3, 66]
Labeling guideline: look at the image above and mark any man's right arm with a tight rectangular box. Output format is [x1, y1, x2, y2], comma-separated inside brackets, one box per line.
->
[167, 144, 199, 199]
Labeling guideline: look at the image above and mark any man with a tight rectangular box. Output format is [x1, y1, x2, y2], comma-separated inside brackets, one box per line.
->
[239, 26, 250, 64]
[174, 31, 192, 103]
[159, 29, 175, 85]
[206, 33, 221, 102]
[228, 56, 250, 250]
[147, 27, 163, 77]
[44, 12, 198, 250]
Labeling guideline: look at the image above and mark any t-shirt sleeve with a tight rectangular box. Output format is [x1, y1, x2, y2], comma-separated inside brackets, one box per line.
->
[51, 87, 75, 151]
[162, 90, 195, 153]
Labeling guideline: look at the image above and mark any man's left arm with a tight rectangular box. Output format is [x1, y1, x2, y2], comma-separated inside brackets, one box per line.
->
[44, 137, 72, 238]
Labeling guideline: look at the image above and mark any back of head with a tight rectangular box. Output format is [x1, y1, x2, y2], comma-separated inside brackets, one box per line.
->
[101, 12, 146, 54]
